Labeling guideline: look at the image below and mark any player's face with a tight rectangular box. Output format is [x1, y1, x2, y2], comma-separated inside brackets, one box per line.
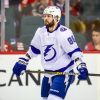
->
[43, 14, 55, 27]
[92, 31, 100, 44]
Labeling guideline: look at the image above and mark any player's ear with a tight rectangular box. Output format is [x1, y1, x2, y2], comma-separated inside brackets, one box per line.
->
[54, 16, 59, 22]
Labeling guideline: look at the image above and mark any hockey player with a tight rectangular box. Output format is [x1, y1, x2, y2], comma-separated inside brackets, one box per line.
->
[13, 6, 88, 100]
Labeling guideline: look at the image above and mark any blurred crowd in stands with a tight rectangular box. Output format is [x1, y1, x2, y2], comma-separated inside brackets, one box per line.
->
[0, 0, 100, 52]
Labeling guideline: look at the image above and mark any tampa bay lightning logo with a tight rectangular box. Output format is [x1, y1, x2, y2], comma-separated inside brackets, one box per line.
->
[60, 27, 67, 32]
[43, 44, 56, 61]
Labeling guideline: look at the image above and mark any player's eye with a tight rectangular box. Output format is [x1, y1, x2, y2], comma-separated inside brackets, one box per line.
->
[43, 14, 53, 18]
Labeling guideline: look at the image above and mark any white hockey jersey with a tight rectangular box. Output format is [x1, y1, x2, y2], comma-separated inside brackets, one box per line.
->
[27, 24, 83, 72]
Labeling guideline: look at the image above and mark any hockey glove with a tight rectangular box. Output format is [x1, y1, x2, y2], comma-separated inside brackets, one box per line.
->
[13, 57, 29, 76]
[77, 63, 88, 80]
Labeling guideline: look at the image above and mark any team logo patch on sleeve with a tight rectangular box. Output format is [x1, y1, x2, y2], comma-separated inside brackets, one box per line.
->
[60, 27, 67, 32]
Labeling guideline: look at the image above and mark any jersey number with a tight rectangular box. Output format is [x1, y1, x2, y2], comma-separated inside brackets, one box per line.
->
[67, 35, 75, 45]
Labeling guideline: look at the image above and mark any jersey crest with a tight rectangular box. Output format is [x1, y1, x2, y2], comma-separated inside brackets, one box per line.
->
[60, 27, 67, 32]
[43, 44, 56, 61]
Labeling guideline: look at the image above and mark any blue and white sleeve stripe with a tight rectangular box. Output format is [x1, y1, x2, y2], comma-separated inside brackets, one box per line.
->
[67, 48, 81, 58]
[27, 45, 41, 58]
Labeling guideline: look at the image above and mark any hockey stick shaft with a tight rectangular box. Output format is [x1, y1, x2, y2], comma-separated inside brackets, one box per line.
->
[25, 70, 100, 76]
[88, 73, 100, 76]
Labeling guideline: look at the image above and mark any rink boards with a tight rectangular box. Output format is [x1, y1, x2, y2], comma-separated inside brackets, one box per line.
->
[0, 54, 100, 100]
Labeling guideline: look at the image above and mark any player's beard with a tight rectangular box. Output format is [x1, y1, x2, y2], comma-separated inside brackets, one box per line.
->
[44, 19, 55, 28]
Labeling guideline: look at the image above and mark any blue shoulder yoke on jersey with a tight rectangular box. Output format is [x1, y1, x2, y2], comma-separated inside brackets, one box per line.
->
[30, 45, 41, 54]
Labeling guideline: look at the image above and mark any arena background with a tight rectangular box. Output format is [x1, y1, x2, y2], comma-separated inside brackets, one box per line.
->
[1, 0, 100, 51]
[0, 0, 100, 100]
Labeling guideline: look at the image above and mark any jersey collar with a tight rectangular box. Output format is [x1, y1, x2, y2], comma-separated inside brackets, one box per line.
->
[46, 23, 60, 33]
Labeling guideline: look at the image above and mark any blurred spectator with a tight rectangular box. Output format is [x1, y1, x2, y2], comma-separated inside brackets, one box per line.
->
[70, 0, 84, 16]
[22, 0, 36, 5]
[52, 0, 65, 15]
[84, 19, 100, 42]
[0, 0, 11, 52]
[72, 19, 86, 34]
[91, 18, 100, 30]
[70, 19, 87, 50]
[0, 41, 13, 52]
[84, 20, 93, 42]
[6, 0, 27, 51]
[32, 0, 49, 17]
[21, 0, 37, 15]
[0, 32, 13, 52]
[48, 0, 54, 6]
[9, 0, 23, 41]
[0, 0, 9, 9]
[85, 27, 100, 50]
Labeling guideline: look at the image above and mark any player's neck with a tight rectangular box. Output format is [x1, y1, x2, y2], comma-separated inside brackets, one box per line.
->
[48, 23, 58, 32]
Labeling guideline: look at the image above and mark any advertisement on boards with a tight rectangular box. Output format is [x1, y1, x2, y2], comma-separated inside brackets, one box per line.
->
[0, 54, 100, 100]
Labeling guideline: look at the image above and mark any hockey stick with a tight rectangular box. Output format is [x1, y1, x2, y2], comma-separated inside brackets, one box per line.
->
[88, 73, 100, 77]
[25, 70, 100, 76]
